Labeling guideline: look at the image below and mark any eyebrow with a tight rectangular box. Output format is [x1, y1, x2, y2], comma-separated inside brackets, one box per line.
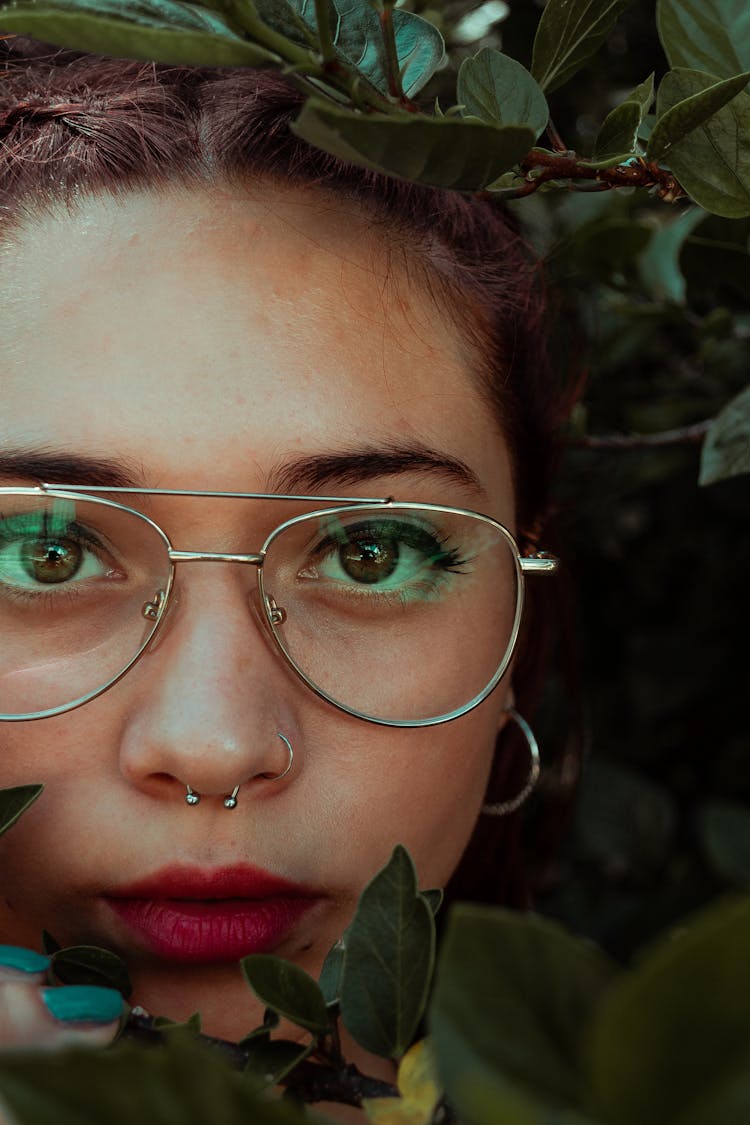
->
[0, 442, 485, 497]
[0, 448, 147, 488]
[270, 443, 485, 497]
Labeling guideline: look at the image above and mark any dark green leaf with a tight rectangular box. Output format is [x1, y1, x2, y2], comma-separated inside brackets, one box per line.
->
[291, 98, 536, 190]
[699, 383, 750, 484]
[238, 1008, 280, 1048]
[698, 801, 750, 887]
[593, 101, 642, 160]
[242, 955, 328, 1034]
[51, 946, 132, 998]
[651, 69, 750, 216]
[339, 845, 435, 1059]
[657, 0, 750, 79]
[587, 896, 750, 1125]
[0, 0, 279, 66]
[457, 48, 548, 138]
[152, 1013, 201, 1034]
[0, 1035, 309, 1124]
[0, 784, 43, 838]
[530, 0, 636, 93]
[41, 930, 61, 955]
[420, 889, 443, 916]
[648, 68, 750, 161]
[637, 207, 705, 303]
[318, 938, 345, 1004]
[593, 75, 653, 159]
[243, 1038, 314, 1086]
[429, 905, 615, 1118]
[677, 1065, 750, 1125]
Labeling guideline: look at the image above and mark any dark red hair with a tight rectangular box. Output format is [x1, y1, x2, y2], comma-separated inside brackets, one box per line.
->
[0, 34, 581, 908]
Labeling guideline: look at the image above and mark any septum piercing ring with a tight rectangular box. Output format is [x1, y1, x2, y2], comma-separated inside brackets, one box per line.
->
[184, 733, 294, 808]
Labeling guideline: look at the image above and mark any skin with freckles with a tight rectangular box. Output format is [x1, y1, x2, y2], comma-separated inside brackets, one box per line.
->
[0, 180, 517, 1116]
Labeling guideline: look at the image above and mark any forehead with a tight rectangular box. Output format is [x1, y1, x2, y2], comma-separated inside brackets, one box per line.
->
[0, 183, 512, 510]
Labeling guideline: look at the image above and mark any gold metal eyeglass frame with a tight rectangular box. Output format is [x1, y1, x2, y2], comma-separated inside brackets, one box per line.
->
[1, 484, 559, 727]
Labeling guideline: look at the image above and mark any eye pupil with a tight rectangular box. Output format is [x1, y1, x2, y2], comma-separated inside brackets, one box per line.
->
[340, 538, 398, 584]
[24, 538, 82, 584]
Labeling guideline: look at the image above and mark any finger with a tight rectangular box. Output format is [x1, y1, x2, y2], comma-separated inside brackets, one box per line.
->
[0, 981, 124, 1049]
[0, 946, 50, 986]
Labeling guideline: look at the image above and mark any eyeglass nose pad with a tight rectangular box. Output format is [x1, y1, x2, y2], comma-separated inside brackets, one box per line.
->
[142, 590, 166, 623]
[141, 586, 180, 654]
[265, 595, 287, 626]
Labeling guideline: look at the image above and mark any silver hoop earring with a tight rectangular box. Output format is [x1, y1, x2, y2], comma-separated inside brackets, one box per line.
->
[185, 785, 200, 806]
[258, 732, 294, 782]
[482, 707, 540, 816]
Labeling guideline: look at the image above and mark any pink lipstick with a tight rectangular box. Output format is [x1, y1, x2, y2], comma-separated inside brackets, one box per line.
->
[105, 865, 321, 964]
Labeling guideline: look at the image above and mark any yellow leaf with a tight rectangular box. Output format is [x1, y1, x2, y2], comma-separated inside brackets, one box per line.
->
[362, 1040, 441, 1125]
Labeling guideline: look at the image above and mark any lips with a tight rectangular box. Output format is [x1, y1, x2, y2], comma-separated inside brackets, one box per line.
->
[105, 865, 322, 964]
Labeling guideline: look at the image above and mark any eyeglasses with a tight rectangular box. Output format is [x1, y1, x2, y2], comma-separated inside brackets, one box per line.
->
[0, 485, 558, 727]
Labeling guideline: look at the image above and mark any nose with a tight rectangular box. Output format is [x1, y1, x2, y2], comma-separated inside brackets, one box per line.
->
[117, 567, 302, 806]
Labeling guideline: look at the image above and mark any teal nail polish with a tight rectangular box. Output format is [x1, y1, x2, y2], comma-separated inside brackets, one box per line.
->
[0, 946, 50, 974]
[42, 986, 124, 1025]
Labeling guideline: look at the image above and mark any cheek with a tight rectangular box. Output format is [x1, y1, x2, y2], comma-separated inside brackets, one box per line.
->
[319, 697, 503, 891]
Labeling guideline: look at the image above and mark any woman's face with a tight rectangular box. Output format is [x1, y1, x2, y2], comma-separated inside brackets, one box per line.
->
[0, 182, 515, 1043]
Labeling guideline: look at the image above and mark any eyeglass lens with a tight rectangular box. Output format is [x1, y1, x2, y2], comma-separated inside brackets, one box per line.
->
[0, 494, 520, 723]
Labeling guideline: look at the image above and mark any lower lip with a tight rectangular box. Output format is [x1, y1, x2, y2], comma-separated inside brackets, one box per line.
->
[106, 897, 319, 964]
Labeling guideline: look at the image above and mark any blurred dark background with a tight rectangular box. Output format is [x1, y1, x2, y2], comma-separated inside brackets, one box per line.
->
[419, 0, 750, 958]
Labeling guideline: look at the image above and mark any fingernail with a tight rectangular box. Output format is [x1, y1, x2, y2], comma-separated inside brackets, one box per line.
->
[0, 945, 50, 974]
[41, 985, 124, 1025]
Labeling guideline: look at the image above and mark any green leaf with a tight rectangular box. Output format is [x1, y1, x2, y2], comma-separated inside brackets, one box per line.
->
[339, 845, 435, 1059]
[51, 946, 132, 998]
[530, 0, 636, 93]
[429, 905, 616, 1119]
[242, 955, 329, 1034]
[457, 48, 548, 139]
[244, 1038, 315, 1087]
[593, 101, 642, 160]
[593, 74, 654, 158]
[153, 1011, 202, 1032]
[657, 0, 750, 79]
[291, 98, 536, 191]
[648, 68, 750, 161]
[0, 784, 43, 838]
[699, 383, 750, 484]
[420, 889, 443, 916]
[333, 3, 445, 99]
[0, 0, 279, 67]
[651, 69, 750, 217]
[698, 801, 750, 887]
[637, 207, 705, 303]
[41, 930, 62, 955]
[318, 938, 346, 1004]
[587, 895, 750, 1125]
[0, 1035, 310, 1124]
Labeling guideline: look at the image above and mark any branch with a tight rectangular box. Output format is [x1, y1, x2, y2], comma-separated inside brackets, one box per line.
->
[572, 420, 711, 450]
[488, 151, 687, 203]
[121, 1012, 398, 1106]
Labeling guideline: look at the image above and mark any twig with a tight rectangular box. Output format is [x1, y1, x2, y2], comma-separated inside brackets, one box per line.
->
[486, 151, 688, 203]
[545, 116, 568, 153]
[572, 420, 711, 449]
[120, 1012, 399, 1106]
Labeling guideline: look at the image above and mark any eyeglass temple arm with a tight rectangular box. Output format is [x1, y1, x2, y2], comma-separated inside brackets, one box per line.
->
[520, 553, 559, 574]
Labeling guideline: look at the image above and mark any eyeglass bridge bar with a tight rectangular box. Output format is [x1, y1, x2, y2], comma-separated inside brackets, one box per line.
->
[40, 483, 393, 505]
[169, 550, 265, 565]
